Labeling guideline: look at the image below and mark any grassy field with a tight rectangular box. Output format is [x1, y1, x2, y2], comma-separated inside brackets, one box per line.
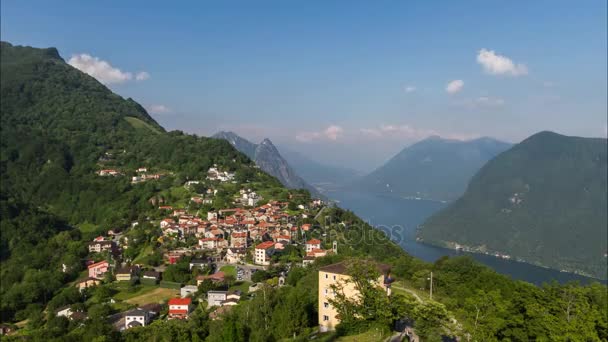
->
[125, 287, 179, 306]
[132, 245, 154, 264]
[228, 280, 251, 294]
[220, 265, 237, 277]
[335, 329, 391, 342]
[124, 116, 161, 134]
[78, 222, 98, 234]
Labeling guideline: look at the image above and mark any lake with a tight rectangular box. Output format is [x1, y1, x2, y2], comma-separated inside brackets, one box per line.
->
[326, 189, 603, 285]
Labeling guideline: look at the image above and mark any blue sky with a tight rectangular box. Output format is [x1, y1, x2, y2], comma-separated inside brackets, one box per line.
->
[2, 1, 606, 171]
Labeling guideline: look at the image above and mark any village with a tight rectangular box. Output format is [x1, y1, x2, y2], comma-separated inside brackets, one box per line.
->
[55, 164, 340, 332]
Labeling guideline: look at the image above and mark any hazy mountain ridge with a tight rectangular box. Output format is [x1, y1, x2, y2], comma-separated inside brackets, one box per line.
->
[350, 136, 512, 201]
[212, 131, 322, 197]
[277, 146, 362, 187]
[419, 131, 608, 279]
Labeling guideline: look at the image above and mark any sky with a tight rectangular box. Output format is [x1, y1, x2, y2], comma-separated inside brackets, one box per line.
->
[2, 1, 607, 171]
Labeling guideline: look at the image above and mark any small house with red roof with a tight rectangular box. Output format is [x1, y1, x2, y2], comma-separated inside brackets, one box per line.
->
[305, 239, 321, 253]
[168, 298, 192, 319]
[87, 260, 109, 279]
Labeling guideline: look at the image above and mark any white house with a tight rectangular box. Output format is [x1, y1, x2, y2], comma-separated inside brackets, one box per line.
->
[124, 309, 150, 329]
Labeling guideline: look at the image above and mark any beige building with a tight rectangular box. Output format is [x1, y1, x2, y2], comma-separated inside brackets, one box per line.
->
[318, 261, 390, 332]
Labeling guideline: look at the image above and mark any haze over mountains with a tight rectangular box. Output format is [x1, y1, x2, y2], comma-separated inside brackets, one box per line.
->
[349, 136, 512, 201]
[419, 131, 608, 279]
[212, 131, 322, 197]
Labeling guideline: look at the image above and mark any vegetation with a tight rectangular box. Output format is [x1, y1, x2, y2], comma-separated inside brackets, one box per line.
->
[420, 131, 608, 279]
[0, 41, 606, 341]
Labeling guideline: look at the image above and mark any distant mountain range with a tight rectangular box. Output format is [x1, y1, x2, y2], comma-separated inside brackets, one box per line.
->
[212, 131, 322, 197]
[349, 136, 512, 201]
[418, 131, 608, 279]
[277, 146, 362, 186]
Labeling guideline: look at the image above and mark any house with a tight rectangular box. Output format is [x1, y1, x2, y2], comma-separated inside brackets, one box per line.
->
[98, 169, 120, 176]
[230, 231, 248, 248]
[124, 309, 150, 330]
[88, 260, 109, 279]
[196, 271, 225, 286]
[248, 283, 261, 293]
[181, 285, 198, 298]
[115, 266, 138, 282]
[301, 224, 312, 232]
[225, 248, 246, 263]
[305, 239, 321, 252]
[168, 298, 192, 319]
[88, 240, 116, 253]
[318, 261, 390, 332]
[207, 211, 218, 221]
[0, 324, 14, 335]
[307, 249, 327, 258]
[207, 291, 227, 308]
[189, 258, 208, 270]
[137, 167, 148, 173]
[141, 271, 160, 283]
[199, 237, 221, 250]
[254, 241, 275, 266]
[55, 306, 73, 318]
[75, 277, 101, 292]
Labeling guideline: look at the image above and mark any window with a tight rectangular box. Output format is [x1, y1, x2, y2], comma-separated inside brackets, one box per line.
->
[325, 274, 328, 279]
[333, 275, 336, 280]
[323, 315, 329, 321]
[324, 288, 328, 295]
[323, 302, 329, 308]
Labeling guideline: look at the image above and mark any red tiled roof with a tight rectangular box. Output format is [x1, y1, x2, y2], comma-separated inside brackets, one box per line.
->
[232, 232, 247, 238]
[256, 241, 275, 250]
[306, 239, 321, 245]
[168, 298, 191, 306]
[87, 260, 108, 269]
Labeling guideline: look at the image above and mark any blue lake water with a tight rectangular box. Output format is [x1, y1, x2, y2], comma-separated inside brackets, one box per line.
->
[327, 189, 604, 286]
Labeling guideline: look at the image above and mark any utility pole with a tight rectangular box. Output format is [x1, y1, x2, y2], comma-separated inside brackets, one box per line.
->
[429, 271, 433, 300]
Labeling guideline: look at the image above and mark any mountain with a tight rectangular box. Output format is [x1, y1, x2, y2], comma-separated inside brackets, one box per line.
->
[0, 41, 282, 320]
[276, 146, 362, 187]
[418, 131, 608, 279]
[350, 136, 512, 201]
[213, 131, 323, 197]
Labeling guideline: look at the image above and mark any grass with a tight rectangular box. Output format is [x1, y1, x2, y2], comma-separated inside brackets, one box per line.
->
[228, 280, 251, 295]
[113, 284, 157, 301]
[335, 328, 391, 342]
[124, 116, 161, 134]
[132, 244, 154, 264]
[220, 265, 237, 277]
[78, 222, 98, 234]
[125, 287, 179, 306]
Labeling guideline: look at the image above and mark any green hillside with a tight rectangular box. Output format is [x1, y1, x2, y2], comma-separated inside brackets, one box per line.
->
[1, 42, 606, 341]
[419, 131, 608, 279]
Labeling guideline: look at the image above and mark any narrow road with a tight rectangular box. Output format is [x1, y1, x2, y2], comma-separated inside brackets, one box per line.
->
[392, 285, 423, 303]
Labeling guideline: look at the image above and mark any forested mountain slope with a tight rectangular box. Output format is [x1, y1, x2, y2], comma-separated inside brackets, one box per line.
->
[419, 131, 608, 279]
[1, 42, 606, 341]
[350, 136, 511, 201]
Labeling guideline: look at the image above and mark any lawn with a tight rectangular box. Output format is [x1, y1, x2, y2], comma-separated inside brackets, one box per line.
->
[124, 116, 161, 134]
[125, 287, 179, 305]
[228, 281, 251, 295]
[132, 244, 154, 264]
[113, 284, 157, 301]
[78, 222, 98, 234]
[335, 328, 391, 342]
[219, 265, 237, 277]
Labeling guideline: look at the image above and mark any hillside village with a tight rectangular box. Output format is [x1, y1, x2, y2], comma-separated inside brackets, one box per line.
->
[53, 163, 346, 332]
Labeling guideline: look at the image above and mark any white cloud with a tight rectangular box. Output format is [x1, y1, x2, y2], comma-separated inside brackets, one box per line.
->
[68, 53, 150, 85]
[135, 71, 150, 81]
[296, 125, 344, 142]
[476, 48, 528, 76]
[446, 80, 464, 94]
[146, 104, 171, 114]
[359, 123, 478, 141]
[455, 96, 505, 109]
[404, 86, 416, 93]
